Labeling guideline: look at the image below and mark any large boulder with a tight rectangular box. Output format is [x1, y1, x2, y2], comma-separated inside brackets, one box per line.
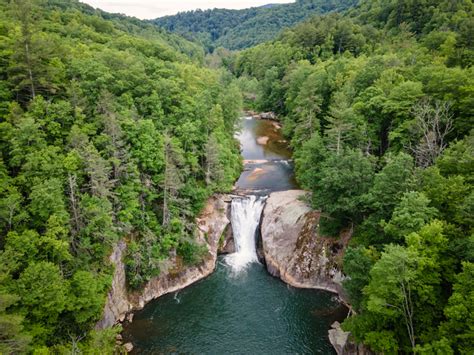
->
[261, 190, 346, 295]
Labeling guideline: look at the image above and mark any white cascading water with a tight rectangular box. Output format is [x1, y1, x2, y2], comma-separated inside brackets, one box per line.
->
[224, 195, 266, 272]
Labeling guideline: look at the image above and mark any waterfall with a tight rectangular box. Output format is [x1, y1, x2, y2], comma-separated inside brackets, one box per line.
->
[224, 195, 266, 272]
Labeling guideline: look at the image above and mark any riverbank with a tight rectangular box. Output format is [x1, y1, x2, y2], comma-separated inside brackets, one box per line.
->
[105, 114, 353, 354]
[97, 194, 232, 331]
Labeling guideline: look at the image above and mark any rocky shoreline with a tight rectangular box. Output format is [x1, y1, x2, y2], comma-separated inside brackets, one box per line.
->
[98, 113, 363, 354]
[261, 190, 350, 303]
[96, 194, 232, 331]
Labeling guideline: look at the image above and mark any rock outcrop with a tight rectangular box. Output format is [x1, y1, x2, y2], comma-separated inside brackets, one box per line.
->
[97, 194, 231, 328]
[218, 224, 235, 254]
[95, 240, 130, 329]
[329, 322, 374, 355]
[261, 190, 347, 297]
[329, 321, 350, 355]
[256, 136, 270, 145]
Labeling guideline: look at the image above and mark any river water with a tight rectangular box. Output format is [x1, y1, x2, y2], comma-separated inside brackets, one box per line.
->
[122, 116, 347, 354]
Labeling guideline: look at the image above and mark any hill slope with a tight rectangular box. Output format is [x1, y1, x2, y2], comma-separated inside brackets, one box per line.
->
[235, 0, 473, 353]
[154, 0, 359, 50]
[0, 0, 242, 352]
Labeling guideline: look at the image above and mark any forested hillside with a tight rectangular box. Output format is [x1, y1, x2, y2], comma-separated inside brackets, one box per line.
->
[0, 0, 242, 352]
[234, 0, 474, 353]
[154, 0, 358, 51]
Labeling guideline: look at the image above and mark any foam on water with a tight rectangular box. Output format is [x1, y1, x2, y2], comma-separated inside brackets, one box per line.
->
[224, 195, 266, 272]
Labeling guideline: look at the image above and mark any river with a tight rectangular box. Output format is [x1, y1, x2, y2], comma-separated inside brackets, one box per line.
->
[122, 116, 347, 354]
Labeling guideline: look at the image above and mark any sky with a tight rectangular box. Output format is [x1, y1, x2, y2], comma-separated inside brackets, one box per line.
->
[80, 1, 295, 19]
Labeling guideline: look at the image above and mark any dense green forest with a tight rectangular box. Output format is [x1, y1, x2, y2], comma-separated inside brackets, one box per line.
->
[1, 0, 473, 353]
[234, 0, 473, 353]
[0, 0, 242, 352]
[154, 0, 358, 51]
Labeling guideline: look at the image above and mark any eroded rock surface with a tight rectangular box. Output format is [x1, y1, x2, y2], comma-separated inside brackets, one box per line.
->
[218, 224, 235, 254]
[95, 240, 130, 329]
[261, 190, 346, 296]
[329, 321, 374, 355]
[97, 194, 231, 328]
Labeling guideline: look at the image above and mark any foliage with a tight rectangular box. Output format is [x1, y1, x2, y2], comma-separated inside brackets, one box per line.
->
[235, 0, 474, 352]
[154, 0, 358, 51]
[0, 0, 242, 351]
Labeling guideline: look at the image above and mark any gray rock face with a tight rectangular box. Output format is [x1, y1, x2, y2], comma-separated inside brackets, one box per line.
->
[259, 112, 277, 120]
[261, 190, 346, 296]
[329, 321, 374, 355]
[96, 194, 231, 328]
[329, 321, 350, 355]
[218, 224, 235, 254]
[95, 240, 130, 329]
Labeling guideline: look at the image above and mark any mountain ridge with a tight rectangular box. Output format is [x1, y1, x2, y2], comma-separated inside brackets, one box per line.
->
[154, 0, 359, 51]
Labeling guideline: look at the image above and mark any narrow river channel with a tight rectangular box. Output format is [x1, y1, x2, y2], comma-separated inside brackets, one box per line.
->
[122, 116, 347, 354]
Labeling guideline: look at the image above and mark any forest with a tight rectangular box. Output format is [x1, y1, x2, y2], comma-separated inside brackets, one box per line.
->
[0, 0, 242, 352]
[0, 0, 473, 353]
[154, 0, 358, 51]
[233, 0, 473, 353]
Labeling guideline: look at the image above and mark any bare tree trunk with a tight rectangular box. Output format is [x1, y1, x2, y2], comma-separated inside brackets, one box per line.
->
[25, 42, 35, 99]
[400, 281, 416, 352]
[336, 130, 341, 156]
[68, 173, 82, 242]
[410, 100, 453, 167]
[162, 140, 170, 227]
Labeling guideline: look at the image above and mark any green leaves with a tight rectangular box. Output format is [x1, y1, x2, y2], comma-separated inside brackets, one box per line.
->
[17, 262, 67, 337]
[67, 271, 106, 325]
[441, 262, 474, 353]
[235, 2, 473, 353]
[311, 149, 375, 229]
[0, 0, 244, 350]
[383, 191, 438, 243]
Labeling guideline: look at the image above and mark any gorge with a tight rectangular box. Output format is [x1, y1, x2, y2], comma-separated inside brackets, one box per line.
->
[120, 115, 349, 354]
[1, 1, 471, 353]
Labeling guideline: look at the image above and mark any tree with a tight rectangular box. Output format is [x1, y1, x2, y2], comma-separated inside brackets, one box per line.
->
[161, 133, 185, 227]
[0, 184, 26, 234]
[28, 177, 69, 228]
[294, 133, 327, 190]
[312, 149, 375, 232]
[358, 153, 415, 245]
[96, 91, 127, 182]
[325, 91, 355, 156]
[17, 262, 67, 341]
[365, 244, 421, 352]
[410, 99, 453, 168]
[204, 133, 223, 187]
[440, 262, 474, 353]
[8, 0, 41, 101]
[8, 1, 63, 103]
[67, 271, 105, 326]
[0, 292, 31, 354]
[343, 246, 378, 311]
[384, 191, 438, 243]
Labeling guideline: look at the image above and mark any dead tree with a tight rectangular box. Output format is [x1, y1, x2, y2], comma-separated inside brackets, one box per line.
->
[410, 99, 453, 168]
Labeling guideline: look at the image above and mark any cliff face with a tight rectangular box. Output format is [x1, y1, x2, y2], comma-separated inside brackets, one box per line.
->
[96, 240, 130, 329]
[261, 190, 347, 297]
[97, 194, 231, 329]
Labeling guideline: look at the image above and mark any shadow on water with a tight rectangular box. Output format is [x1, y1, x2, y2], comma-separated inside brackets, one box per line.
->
[122, 117, 346, 354]
[122, 261, 347, 354]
